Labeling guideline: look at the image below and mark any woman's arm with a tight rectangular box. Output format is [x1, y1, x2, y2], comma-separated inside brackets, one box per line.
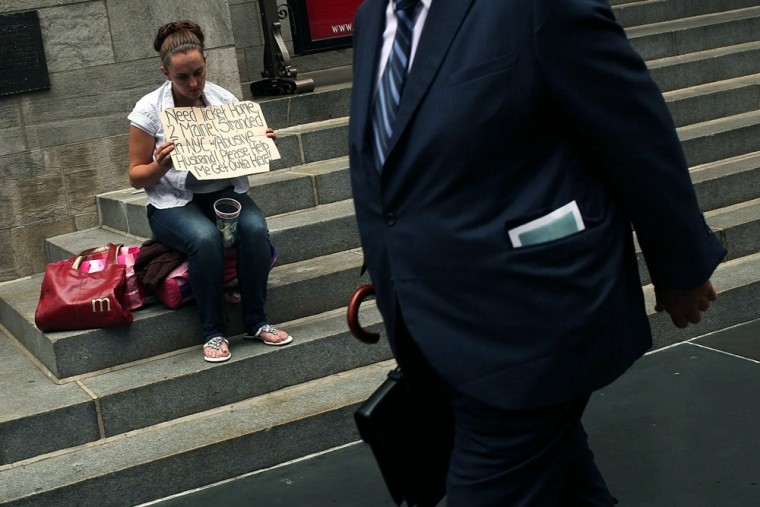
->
[128, 126, 174, 189]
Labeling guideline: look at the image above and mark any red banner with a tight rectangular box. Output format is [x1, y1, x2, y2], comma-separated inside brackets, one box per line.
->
[305, 0, 362, 41]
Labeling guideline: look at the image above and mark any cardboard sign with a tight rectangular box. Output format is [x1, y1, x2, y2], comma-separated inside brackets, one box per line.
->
[159, 101, 280, 180]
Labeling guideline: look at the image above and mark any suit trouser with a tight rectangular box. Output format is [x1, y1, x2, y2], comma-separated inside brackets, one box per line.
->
[446, 390, 615, 507]
[394, 311, 616, 507]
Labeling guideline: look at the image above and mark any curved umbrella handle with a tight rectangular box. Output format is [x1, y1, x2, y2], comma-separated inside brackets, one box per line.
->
[347, 284, 380, 343]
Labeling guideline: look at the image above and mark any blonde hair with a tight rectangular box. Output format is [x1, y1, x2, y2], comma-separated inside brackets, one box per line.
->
[154, 20, 205, 67]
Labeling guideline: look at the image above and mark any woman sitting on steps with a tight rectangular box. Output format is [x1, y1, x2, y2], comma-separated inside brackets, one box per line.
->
[127, 20, 292, 363]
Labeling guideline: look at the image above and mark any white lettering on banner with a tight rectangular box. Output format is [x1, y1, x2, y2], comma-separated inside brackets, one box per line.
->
[160, 101, 280, 180]
[331, 23, 353, 34]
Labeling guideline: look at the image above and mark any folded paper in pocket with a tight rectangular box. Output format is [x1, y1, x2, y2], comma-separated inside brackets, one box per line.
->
[508, 200, 585, 248]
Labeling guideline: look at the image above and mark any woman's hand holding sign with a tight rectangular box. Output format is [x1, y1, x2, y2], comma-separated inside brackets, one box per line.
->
[154, 140, 176, 171]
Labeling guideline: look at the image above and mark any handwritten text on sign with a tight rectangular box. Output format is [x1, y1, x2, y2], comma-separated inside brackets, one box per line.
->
[160, 101, 280, 180]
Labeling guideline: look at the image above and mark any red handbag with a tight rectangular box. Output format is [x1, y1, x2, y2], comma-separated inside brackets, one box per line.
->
[79, 245, 145, 311]
[34, 243, 134, 332]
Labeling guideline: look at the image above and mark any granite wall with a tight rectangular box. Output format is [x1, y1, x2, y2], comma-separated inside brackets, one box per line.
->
[0, 0, 352, 282]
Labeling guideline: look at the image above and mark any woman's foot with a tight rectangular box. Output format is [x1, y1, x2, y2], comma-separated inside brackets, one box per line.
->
[244, 324, 293, 346]
[203, 336, 231, 363]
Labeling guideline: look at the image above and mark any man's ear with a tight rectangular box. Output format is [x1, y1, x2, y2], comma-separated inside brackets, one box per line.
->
[160, 66, 169, 79]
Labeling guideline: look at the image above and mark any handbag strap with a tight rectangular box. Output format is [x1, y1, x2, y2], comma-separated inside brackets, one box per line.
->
[71, 243, 123, 269]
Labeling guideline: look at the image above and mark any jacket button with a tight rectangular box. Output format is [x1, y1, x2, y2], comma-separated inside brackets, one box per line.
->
[385, 213, 397, 226]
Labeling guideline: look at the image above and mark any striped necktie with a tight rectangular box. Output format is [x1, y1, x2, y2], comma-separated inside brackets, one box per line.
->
[372, 0, 420, 171]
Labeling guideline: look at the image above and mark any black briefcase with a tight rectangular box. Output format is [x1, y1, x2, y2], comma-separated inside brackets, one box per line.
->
[354, 367, 454, 507]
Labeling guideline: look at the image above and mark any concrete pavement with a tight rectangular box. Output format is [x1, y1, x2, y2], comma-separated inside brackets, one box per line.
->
[144, 319, 760, 507]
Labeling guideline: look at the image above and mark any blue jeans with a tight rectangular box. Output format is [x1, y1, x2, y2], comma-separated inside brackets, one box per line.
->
[147, 187, 273, 341]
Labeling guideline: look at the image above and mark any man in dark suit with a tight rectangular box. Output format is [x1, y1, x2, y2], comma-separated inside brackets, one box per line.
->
[348, 0, 727, 504]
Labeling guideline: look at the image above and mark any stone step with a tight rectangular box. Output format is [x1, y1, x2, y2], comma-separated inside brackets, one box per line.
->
[87, 38, 760, 242]
[93, 139, 757, 274]
[648, 40, 760, 92]
[614, 0, 760, 28]
[270, 117, 349, 172]
[93, 89, 760, 238]
[44, 227, 146, 266]
[23, 147, 760, 380]
[258, 41, 760, 178]
[0, 302, 387, 466]
[3, 251, 760, 505]
[705, 197, 760, 261]
[213, 26, 760, 182]
[256, 83, 352, 130]
[50, 197, 360, 268]
[0, 359, 396, 506]
[266, 199, 359, 265]
[664, 74, 760, 128]
[627, 6, 760, 60]
[10, 185, 755, 464]
[0, 249, 368, 380]
[88, 82, 758, 243]
[690, 151, 760, 211]
[93, 83, 760, 237]
[678, 109, 760, 167]
[167, 46, 760, 189]
[96, 156, 351, 237]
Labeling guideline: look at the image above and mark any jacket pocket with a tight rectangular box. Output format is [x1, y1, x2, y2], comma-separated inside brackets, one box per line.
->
[448, 52, 519, 86]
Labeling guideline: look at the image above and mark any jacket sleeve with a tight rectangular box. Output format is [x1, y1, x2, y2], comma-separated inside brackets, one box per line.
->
[533, 0, 725, 290]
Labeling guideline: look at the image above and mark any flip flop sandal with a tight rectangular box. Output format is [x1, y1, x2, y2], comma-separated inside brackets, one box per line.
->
[203, 336, 231, 363]
[244, 324, 293, 346]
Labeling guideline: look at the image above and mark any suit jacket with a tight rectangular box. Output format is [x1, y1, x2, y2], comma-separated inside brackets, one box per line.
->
[348, 0, 726, 410]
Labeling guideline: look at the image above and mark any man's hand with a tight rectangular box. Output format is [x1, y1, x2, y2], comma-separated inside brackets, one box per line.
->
[654, 280, 717, 328]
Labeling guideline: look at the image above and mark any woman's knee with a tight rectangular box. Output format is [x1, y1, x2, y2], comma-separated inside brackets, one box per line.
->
[187, 226, 224, 257]
[238, 211, 269, 241]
